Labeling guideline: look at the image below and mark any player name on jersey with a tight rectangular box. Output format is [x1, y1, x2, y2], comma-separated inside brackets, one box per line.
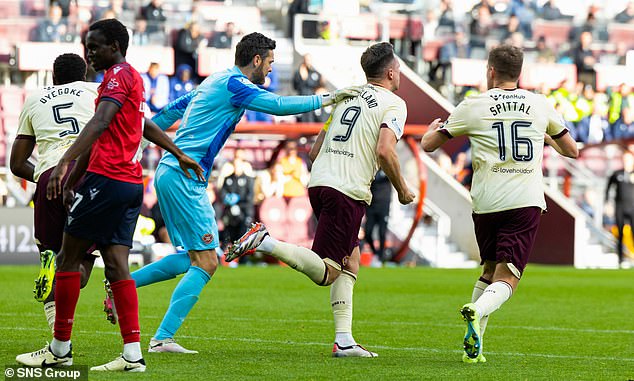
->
[38, 87, 86, 104]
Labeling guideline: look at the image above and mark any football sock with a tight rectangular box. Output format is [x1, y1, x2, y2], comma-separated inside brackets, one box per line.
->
[111, 279, 141, 344]
[131, 250, 191, 288]
[123, 342, 142, 362]
[50, 338, 70, 357]
[44, 301, 56, 334]
[471, 277, 492, 337]
[331, 272, 357, 347]
[268, 240, 327, 285]
[474, 281, 513, 318]
[257, 235, 276, 253]
[154, 266, 211, 340]
[53, 272, 80, 342]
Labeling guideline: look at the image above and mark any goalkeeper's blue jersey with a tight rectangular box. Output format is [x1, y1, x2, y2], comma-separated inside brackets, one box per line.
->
[153, 65, 322, 180]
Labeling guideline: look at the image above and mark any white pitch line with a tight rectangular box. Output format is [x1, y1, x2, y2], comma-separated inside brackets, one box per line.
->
[1, 311, 633, 335]
[3, 326, 633, 363]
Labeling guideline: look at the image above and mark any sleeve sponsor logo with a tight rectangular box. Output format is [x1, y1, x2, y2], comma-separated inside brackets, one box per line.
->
[391, 117, 402, 134]
[106, 78, 119, 90]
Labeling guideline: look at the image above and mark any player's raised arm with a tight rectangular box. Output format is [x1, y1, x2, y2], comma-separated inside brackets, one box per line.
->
[152, 90, 197, 129]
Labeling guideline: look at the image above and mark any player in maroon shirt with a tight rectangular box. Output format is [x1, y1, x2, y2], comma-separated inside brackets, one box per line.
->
[16, 19, 203, 372]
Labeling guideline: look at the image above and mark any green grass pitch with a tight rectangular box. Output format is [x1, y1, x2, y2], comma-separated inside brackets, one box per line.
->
[1, 265, 632, 380]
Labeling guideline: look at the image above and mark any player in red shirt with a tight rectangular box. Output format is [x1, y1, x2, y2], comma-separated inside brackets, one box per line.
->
[16, 19, 203, 372]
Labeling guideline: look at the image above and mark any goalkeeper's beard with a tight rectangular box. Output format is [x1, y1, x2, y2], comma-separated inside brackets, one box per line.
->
[252, 65, 267, 85]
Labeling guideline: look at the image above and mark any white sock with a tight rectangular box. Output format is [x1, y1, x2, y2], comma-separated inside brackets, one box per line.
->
[258, 235, 277, 253]
[50, 338, 71, 356]
[44, 301, 56, 334]
[471, 279, 491, 345]
[474, 281, 513, 318]
[123, 342, 142, 362]
[268, 240, 327, 285]
[331, 272, 356, 347]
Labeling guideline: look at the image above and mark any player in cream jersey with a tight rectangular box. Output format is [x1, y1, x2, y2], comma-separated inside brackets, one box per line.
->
[226, 42, 415, 358]
[422, 45, 578, 364]
[10, 53, 99, 334]
[441, 86, 566, 214]
[308, 83, 407, 205]
[17, 76, 98, 183]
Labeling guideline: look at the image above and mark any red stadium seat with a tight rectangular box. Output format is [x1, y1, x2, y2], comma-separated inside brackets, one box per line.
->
[388, 14, 423, 41]
[532, 20, 573, 48]
[259, 197, 287, 238]
[0, 1, 21, 17]
[608, 23, 634, 49]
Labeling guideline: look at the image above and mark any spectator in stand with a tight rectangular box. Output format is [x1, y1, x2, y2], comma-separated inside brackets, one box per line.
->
[219, 150, 255, 248]
[422, 9, 439, 43]
[141, 0, 167, 36]
[169, 64, 195, 102]
[141, 62, 170, 113]
[614, 1, 634, 24]
[437, 0, 457, 34]
[540, 0, 565, 21]
[211, 22, 238, 49]
[279, 141, 308, 199]
[572, 6, 608, 42]
[572, 31, 597, 88]
[535, 36, 557, 63]
[94, 0, 135, 26]
[508, 0, 534, 38]
[501, 14, 522, 42]
[608, 84, 633, 127]
[33, 3, 74, 43]
[364, 170, 393, 265]
[606, 150, 634, 268]
[614, 106, 634, 140]
[54, 0, 75, 19]
[174, 21, 207, 83]
[254, 163, 285, 206]
[469, 5, 493, 53]
[132, 18, 150, 46]
[430, 27, 469, 85]
[293, 54, 324, 122]
[576, 102, 611, 143]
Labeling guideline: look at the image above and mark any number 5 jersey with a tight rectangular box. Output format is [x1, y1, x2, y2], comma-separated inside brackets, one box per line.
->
[17, 81, 99, 182]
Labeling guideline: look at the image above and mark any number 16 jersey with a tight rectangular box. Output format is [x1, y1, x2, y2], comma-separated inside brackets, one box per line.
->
[17, 81, 98, 182]
[440, 88, 568, 213]
[309, 84, 407, 205]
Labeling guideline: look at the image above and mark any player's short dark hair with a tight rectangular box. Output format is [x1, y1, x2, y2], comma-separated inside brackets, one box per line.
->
[360, 42, 395, 80]
[235, 32, 276, 67]
[53, 53, 87, 84]
[89, 18, 129, 56]
[488, 44, 523, 82]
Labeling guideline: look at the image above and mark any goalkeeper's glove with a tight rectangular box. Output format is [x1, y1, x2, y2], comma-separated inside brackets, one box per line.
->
[321, 85, 363, 107]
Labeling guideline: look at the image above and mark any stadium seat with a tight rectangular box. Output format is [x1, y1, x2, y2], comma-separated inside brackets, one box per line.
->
[0, 1, 21, 17]
[259, 197, 287, 239]
[607, 23, 634, 49]
[388, 14, 423, 41]
[532, 20, 573, 48]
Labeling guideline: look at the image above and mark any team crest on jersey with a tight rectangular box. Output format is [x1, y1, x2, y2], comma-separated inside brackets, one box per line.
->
[202, 233, 214, 244]
[107, 78, 119, 90]
[113, 66, 122, 75]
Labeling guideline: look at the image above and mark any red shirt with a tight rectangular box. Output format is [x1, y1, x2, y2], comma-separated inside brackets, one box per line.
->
[87, 62, 145, 184]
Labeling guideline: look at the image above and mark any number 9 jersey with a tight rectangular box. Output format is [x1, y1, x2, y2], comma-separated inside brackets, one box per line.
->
[309, 84, 407, 205]
[17, 81, 99, 182]
[440, 88, 568, 213]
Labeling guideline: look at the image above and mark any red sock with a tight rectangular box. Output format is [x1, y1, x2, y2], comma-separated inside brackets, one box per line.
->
[53, 272, 81, 341]
[111, 279, 141, 344]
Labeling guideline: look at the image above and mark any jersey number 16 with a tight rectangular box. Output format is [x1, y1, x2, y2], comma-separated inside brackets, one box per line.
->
[491, 121, 534, 162]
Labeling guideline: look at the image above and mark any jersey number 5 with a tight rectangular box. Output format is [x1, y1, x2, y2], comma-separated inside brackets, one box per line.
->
[53, 103, 80, 137]
[491, 121, 533, 162]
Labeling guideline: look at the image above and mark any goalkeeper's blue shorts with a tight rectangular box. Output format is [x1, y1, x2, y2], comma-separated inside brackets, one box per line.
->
[155, 163, 219, 251]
